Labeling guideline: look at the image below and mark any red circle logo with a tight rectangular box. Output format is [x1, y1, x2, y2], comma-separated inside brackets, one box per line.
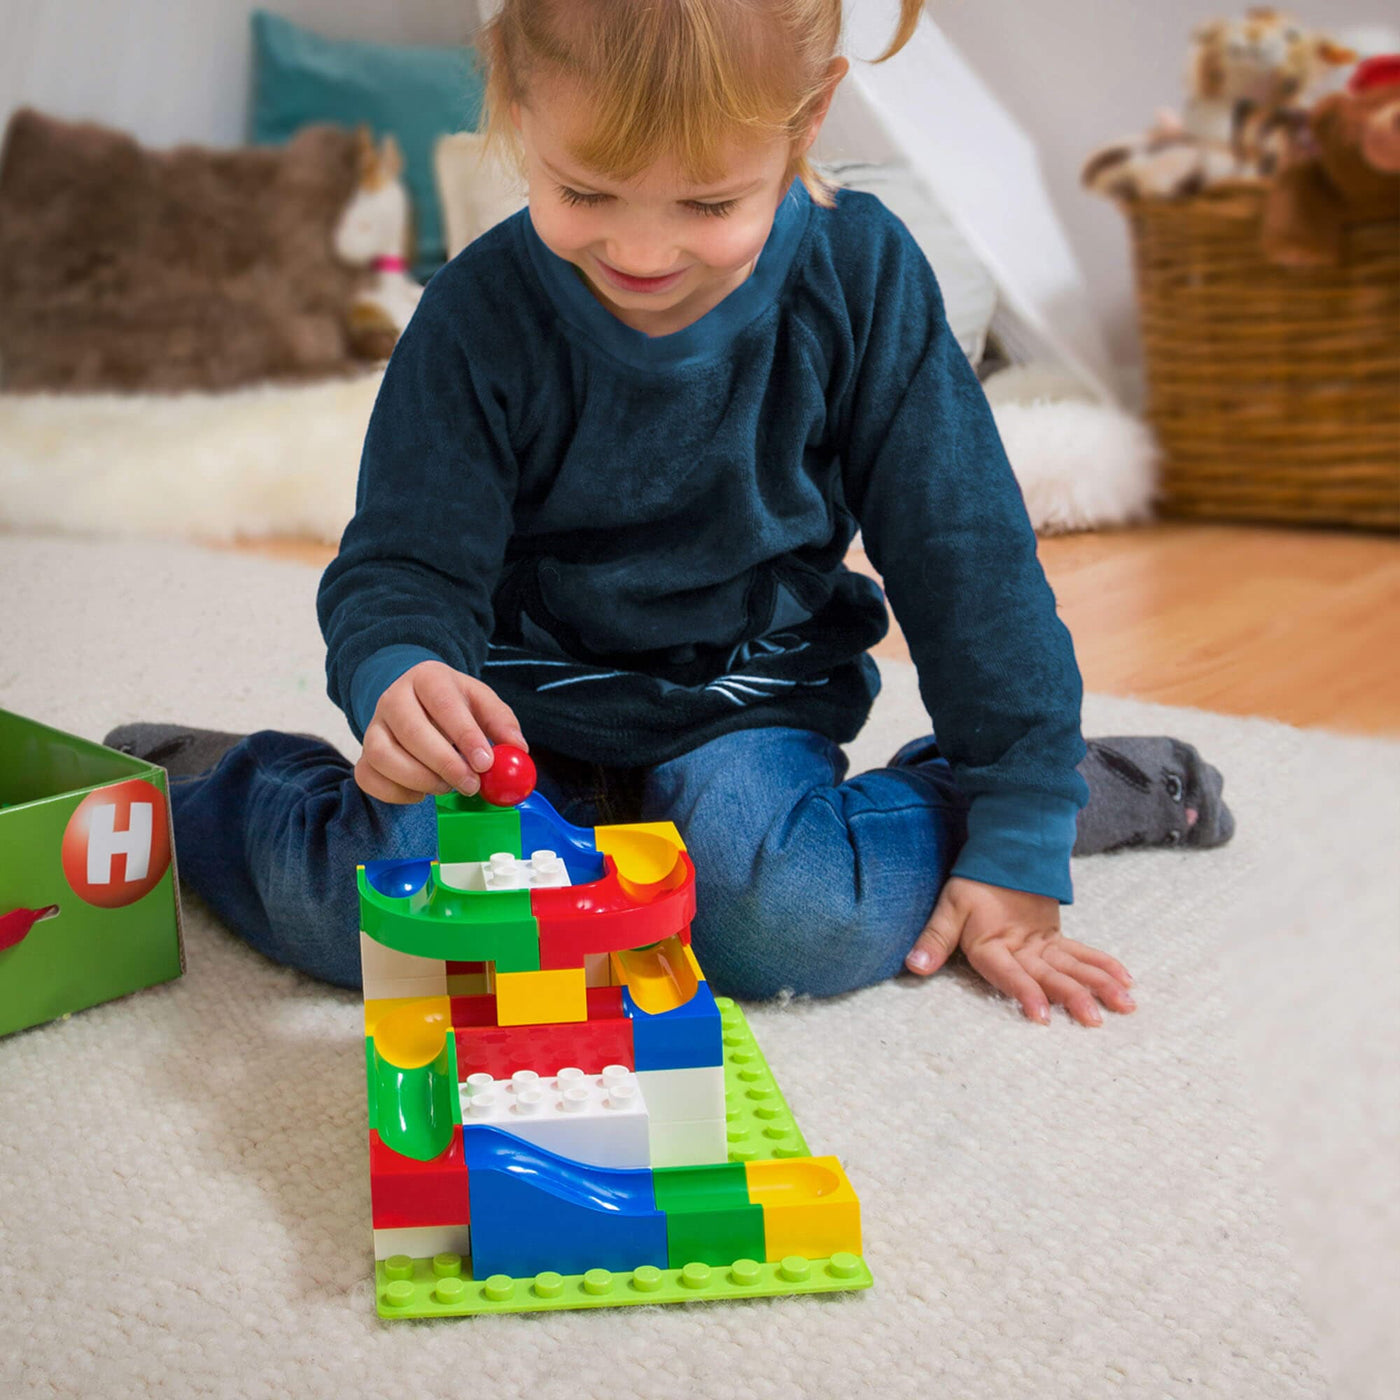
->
[61, 779, 172, 908]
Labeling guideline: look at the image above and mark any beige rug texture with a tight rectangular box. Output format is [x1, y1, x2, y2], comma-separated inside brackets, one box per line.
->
[0, 535, 1396, 1400]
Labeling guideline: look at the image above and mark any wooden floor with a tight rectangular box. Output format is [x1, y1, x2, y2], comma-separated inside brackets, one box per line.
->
[235, 521, 1400, 736]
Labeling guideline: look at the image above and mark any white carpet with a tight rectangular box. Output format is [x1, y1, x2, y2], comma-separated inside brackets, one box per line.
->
[0, 367, 1155, 545]
[2, 534, 1396, 1400]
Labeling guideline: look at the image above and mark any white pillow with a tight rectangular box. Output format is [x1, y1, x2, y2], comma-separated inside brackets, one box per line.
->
[813, 157, 997, 365]
[433, 131, 529, 259]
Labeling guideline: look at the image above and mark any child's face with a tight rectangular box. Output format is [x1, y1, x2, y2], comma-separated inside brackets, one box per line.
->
[510, 83, 802, 337]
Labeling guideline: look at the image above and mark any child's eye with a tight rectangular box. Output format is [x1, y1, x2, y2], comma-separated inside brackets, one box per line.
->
[554, 184, 738, 217]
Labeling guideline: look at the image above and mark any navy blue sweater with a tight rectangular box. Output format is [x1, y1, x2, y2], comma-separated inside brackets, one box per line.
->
[317, 178, 1090, 902]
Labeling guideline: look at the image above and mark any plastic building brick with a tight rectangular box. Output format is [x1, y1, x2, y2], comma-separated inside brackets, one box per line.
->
[373, 1224, 471, 1262]
[354, 754, 870, 1317]
[622, 978, 723, 1071]
[648, 1116, 728, 1168]
[716, 996, 811, 1162]
[745, 1157, 862, 1261]
[359, 931, 448, 1002]
[370, 1127, 470, 1230]
[374, 1252, 872, 1318]
[454, 1014, 635, 1081]
[636, 1065, 726, 1125]
[461, 1125, 668, 1278]
[460, 1066, 651, 1169]
[494, 966, 588, 1026]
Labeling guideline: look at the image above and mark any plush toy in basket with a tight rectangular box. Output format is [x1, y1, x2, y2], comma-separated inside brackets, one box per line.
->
[1077, 9, 1400, 531]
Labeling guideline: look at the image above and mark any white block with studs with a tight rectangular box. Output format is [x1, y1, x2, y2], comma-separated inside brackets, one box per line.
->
[438, 849, 571, 893]
[459, 1065, 650, 1169]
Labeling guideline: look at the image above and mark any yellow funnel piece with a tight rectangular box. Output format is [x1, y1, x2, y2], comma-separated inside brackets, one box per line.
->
[594, 821, 685, 887]
[611, 934, 698, 1014]
[373, 997, 451, 1069]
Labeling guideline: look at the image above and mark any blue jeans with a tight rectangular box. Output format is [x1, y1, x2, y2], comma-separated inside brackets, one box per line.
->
[169, 726, 969, 1000]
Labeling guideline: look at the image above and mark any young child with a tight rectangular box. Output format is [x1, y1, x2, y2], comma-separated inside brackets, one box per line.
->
[109, 0, 1232, 1027]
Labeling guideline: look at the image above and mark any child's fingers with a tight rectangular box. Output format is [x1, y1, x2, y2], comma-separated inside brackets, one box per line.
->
[363, 723, 455, 798]
[463, 678, 529, 751]
[354, 750, 437, 805]
[904, 900, 962, 975]
[1058, 937, 1133, 987]
[966, 942, 1051, 1025]
[412, 672, 496, 778]
[1020, 952, 1104, 1027]
[386, 701, 480, 794]
[1042, 944, 1136, 1014]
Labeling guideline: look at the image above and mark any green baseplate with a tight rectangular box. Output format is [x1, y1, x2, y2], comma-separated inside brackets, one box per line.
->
[374, 997, 874, 1317]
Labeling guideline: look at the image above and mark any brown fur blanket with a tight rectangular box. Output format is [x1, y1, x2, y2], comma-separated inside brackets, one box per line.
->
[0, 109, 377, 392]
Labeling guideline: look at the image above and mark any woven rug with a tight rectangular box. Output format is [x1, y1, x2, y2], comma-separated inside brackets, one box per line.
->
[1, 534, 1395, 1400]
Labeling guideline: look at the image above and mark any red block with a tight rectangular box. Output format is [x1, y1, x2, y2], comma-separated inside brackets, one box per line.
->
[534, 853, 698, 968]
[370, 1126, 470, 1230]
[450, 993, 498, 1026]
[454, 1015, 635, 1079]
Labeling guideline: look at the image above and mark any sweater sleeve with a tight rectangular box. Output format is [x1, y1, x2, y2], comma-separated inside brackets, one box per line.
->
[316, 271, 519, 743]
[837, 212, 1089, 904]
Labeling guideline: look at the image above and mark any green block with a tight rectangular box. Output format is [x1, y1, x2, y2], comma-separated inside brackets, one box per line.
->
[434, 792, 521, 864]
[357, 866, 541, 970]
[365, 1036, 378, 1133]
[375, 1252, 872, 1318]
[0, 708, 184, 1038]
[369, 1029, 457, 1161]
[652, 1161, 753, 1214]
[664, 1203, 766, 1269]
[716, 998, 811, 1162]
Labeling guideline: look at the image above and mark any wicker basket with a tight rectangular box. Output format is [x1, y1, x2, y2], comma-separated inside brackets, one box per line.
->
[1123, 183, 1400, 530]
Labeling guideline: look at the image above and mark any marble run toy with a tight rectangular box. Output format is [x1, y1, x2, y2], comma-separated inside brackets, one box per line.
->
[357, 745, 872, 1317]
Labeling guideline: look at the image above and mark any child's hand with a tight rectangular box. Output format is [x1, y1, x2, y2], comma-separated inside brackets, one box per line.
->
[355, 661, 528, 804]
[904, 876, 1135, 1027]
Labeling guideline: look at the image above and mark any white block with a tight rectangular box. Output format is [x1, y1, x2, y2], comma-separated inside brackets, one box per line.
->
[649, 1117, 728, 1169]
[439, 849, 571, 892]
[460, 1066, 650, 1168]
[359, 931, 447, 1001]
[372, 1223, 470, 1261]
[637, 1066, 726, 1125]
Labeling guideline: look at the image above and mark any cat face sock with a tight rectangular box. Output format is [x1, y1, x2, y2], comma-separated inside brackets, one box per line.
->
[886, 733, 1235, 855]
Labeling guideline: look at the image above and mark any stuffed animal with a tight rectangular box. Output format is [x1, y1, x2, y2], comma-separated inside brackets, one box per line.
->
[333, 127, 423, 360]
[1184, 7, 1355, 163]
[1260, 55, 1400, 266]
[1082, 7, 1355, 201]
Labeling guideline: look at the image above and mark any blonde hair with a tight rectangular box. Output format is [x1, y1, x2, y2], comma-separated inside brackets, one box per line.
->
[473, 0, 924, 210]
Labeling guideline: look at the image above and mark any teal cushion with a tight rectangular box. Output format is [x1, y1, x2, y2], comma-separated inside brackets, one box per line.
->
[250, 9, 485, 280]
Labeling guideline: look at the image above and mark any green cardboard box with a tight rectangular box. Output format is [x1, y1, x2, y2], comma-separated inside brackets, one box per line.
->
[0, 708, 185, 1037]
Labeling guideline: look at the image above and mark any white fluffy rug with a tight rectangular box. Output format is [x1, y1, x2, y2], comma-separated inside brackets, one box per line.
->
[0, 366, 1155, 545]
[2, 535, 1395, 1400]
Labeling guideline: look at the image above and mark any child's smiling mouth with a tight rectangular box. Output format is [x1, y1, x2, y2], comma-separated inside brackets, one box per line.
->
[595, 257, 688, 293]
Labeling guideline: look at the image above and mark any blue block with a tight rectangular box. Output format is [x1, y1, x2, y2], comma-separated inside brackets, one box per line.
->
[517, 792, 607, 885]
[622, 979, 723, 1070]
[461, 1125, 668, 1278]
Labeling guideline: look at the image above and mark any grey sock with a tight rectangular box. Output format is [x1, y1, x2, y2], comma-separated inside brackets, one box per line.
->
[101, 723, 328, 779]
[1074, 735, 1235, 855]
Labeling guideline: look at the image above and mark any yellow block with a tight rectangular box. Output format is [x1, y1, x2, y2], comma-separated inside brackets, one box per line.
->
[594, 821, 686, 885]
[682, 940, 706, 982]
[745, 1156, 863, 1261]
[610, 933, 698, 1014]
[494, 967, 588, 1026]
